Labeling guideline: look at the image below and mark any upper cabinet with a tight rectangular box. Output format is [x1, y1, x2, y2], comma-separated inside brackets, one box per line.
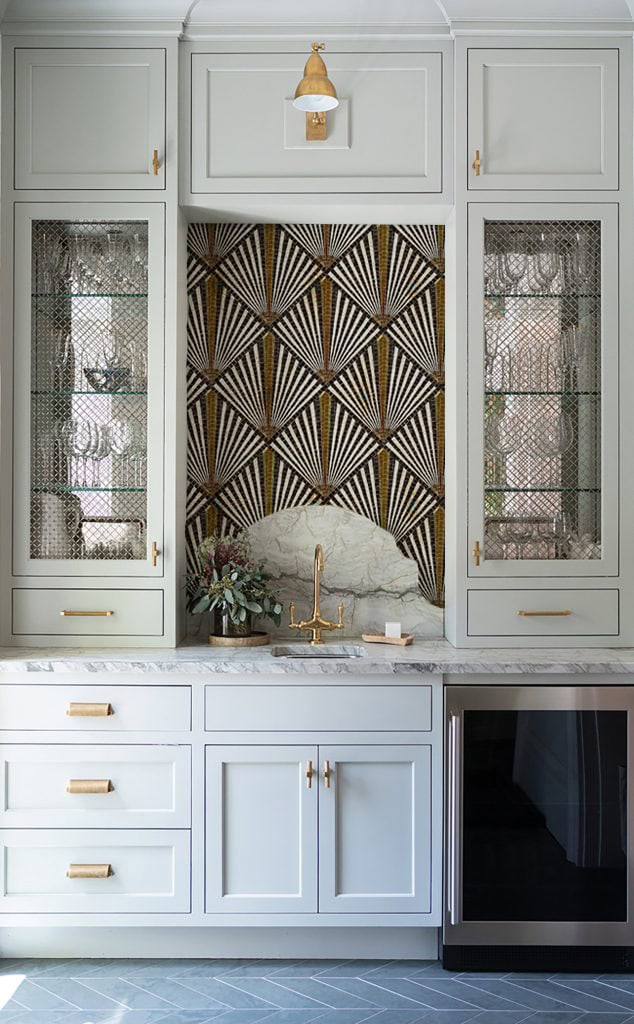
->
[188, 51, 443, 194]
[14, 49, 166, 190]
[467, 49, 619, 190]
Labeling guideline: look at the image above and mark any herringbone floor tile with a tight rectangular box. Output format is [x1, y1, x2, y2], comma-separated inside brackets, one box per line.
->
[3, 959, 634, 1024]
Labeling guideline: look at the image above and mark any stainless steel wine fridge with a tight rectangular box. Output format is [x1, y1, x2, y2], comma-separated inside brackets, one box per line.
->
[444, 685, 633, 972]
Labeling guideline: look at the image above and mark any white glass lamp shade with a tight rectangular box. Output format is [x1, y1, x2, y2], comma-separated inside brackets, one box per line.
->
[292, 92, 339, 113]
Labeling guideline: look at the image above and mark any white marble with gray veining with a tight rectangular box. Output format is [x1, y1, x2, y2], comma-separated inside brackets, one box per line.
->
[3, 639, 634, 676]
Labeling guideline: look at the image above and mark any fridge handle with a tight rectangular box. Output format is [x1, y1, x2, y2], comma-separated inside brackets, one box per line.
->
[448, 712, 461, 925]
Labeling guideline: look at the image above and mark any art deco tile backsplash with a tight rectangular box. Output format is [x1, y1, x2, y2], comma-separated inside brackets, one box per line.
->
[186, 223, 445, 607]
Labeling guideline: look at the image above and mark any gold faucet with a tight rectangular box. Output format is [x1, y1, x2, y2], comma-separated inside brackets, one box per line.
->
[289, 543, 345, 645]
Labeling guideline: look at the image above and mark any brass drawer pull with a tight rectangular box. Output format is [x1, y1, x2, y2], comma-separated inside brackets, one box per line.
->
[67, 779, 113, 794]
[67, 863, 112, 879]
[323, 759, 332, 789]
[472, 148, 482, 175]
[472, 540, 481, 566]
[60, 610, 114, 617]
[517, 609, 572, 617]
[66, 702, 113, 717]
[151, 541, 160, 567]
[152, 148, 160, 175]
[305, 760, 314, 789]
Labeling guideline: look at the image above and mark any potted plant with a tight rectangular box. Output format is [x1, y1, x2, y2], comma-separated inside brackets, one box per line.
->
[188, 530, 283, 644]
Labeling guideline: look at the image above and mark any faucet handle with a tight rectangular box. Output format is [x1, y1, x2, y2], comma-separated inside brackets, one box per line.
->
[289, 601, 298, 629]
[337, 601, 344, 629]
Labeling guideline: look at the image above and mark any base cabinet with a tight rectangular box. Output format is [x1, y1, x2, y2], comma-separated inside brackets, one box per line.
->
[206, 743, 433, 916]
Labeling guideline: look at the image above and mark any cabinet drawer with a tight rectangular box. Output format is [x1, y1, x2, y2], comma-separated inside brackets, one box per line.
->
[0, 829, 190, 913]
[205, 685, 431, 732]
[0, 745, 191, 827]
[0, 685, 191, 732]
[12, 589, 164, 637]
[467, 589, 619, 637]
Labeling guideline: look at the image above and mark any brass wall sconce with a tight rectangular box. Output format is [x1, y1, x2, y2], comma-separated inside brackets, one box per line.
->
[292, 42, 339, 141]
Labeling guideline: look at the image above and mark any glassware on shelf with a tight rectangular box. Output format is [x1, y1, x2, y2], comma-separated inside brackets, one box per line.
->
[485, 411, 524, 456]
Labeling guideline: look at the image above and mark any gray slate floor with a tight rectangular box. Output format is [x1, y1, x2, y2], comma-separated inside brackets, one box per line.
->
[3, 959, 634, 1024]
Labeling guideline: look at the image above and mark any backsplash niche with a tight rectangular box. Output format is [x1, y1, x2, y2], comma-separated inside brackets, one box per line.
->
[186, 223, 445, 636]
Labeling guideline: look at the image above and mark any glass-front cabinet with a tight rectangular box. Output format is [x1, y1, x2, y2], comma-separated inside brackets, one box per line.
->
[13, 203, 164, 576]
[468, 204, 619, 577]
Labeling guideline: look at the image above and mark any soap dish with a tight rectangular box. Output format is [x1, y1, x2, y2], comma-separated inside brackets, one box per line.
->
[361, 633, 414, 646]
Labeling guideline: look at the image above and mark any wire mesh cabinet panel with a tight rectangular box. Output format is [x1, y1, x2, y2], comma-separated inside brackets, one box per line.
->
[13, 203, 165, 577]
[467, 204, 619, 579]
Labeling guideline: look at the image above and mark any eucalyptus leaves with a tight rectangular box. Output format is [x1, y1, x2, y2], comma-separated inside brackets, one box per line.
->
[188, 530, 283, 629]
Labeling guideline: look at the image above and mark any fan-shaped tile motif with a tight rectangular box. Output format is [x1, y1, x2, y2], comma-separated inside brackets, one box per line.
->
[216, 225, 322, 324]
[330, 226, 438, 326]
[188, 223, 255, 270]
[275, 278, 376, 381]
[272, 396, 376, 499]
[401, 510, 445, 608]
[216, 452, 319, 526]
[283, 224, 371, 269]
[387, 401, 443, 494]
[330, 337, 435, 439]
[188, 395, 261, 496]
[188, 279, 263, 382]
[388, 286, 443, 380]
[216, 337, 322, 439]
[333, 453, 437, 542]
[394, 224, 445, 271]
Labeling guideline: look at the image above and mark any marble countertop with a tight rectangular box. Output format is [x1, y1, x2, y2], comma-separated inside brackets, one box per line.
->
[1, 639, 634, 676]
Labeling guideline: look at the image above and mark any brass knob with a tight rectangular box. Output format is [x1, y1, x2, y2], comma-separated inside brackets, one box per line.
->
[151, 541, 160, 567]
[472, 148, 482, 176]
[152, 148, 160, 176]
[472, 540, 481, 566]
[323, 760, 332, 789]
[305, 760, 314, 789]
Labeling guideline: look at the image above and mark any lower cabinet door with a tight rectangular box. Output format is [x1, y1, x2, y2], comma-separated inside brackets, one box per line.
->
[206, 745, 317, 913]
[0, 829, 191, 913]
[318, 745, 432, 913]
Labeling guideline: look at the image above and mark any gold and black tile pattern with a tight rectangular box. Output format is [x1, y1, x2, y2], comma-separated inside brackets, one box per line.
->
[186, 223, 445, 606]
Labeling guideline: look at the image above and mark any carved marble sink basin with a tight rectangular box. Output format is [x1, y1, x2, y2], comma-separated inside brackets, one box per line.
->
[271, 644, 366, 659]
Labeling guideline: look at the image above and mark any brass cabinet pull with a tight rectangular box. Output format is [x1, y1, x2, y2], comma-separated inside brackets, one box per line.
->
[67, 863, 112, 879]
[518, 609, 572, 617]
[67, 779, 113, 794]
[472, 148, 482, 175]
[323, 760, 332, 789]
[152, 148, 160, 175]
[66, 702, 113, 717]
[151, 541, 160, 567]
[472, 540, 481, 566]
[60, 610, 114, 617]
[305, 760, 314, 789]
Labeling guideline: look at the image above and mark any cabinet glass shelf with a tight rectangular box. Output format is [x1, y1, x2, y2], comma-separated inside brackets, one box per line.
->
[32, 390, 147, 397]
[481, 219, 602, 562]
[34, 486, 146, 495]
[485, 390, 599, 398]
[30, 218, 149, 562]
[485, 292, 599, 300]
[34, 292, 148, 300]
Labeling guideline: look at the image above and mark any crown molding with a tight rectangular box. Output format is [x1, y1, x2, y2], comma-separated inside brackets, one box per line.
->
[181, 24, 453, 43]
[1, 19, 184, 36]
[451, 18, 634, 33]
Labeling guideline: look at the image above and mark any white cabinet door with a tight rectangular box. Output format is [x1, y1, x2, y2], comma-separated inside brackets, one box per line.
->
[190, 52, 442, 194]
[467, 203, 619, 582]
[318, 745, 432, 914]
[15, 49, 166, 190]
[13, 202, 165, 579]
[206, 746, 317, 913]
[468, 49, 618, 190]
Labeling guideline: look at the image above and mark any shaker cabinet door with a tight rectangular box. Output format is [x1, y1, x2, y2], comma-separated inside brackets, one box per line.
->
[205, 746, 318, 913]
[318, 745, 432, 914]
[467, 49, 618, 190]
[15, 49, 166, 190]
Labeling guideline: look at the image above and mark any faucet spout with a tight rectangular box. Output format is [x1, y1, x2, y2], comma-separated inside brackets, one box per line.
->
[288, 543, 345, 645]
